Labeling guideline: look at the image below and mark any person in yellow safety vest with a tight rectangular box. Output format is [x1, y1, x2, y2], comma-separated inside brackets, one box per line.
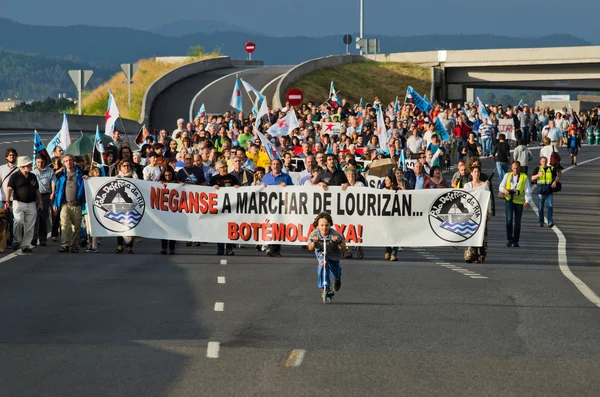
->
[499, 160, 531, 247]
[531, 156, 560, 228]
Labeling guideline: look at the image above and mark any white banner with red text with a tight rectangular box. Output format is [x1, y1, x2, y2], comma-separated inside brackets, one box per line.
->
[84, 178, 490, 247]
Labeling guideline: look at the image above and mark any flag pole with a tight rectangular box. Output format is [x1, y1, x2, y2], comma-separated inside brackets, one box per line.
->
[118, 117, 130, 146]
[318, 90, 341, 108]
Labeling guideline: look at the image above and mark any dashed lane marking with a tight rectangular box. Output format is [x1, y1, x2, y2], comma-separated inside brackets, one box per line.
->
[214, 302, 224, 312]
[206, 341, 220, 358]
[285, 349, 306, 367]
[217, 276, 226, 284]
[220, 259, 227, 265]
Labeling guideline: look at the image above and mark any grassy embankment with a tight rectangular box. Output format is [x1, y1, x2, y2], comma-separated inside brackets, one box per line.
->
[79, 52, 222, 121]
[293, 61, 431, 106]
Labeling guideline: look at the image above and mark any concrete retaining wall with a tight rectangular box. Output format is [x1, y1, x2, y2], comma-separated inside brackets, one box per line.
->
[140, 56, 233, 125]
[273, 55, 368, 109]
[0, 112, 140, 133]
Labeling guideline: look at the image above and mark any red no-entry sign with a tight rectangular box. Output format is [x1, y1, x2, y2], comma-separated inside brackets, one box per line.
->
[286, 88, 303, 106]
[244, 42, 256, 53]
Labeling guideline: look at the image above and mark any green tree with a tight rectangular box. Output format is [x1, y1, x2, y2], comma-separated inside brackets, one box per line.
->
[187, 46, 205, 58]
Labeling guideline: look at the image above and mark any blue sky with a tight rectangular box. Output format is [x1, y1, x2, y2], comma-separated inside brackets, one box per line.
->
[3, 0, 596, 42]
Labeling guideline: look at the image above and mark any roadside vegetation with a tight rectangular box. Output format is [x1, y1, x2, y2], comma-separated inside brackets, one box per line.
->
[293, 61, 431, 106]
[80, 47, 222, 121]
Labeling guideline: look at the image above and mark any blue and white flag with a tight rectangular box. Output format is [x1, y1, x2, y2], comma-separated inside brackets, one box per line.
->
[518, 99, 525, 108]
[406, 86, 433, 114]
[47, 111, 70, 156]
[476, 97, 491, 123]
[256, 130, 281, 161]
[92, 125, 106, 176]
[376, 105, 390, 153]
[255, 96, 268, 131]
[241, 79, 265, 103]
[196, 103, 206, 118]
[266, 110, 299, 137]
[435, 117, 451, 142]
[359, 97, 364, 108]
[329, 81, 340, 107]
[33, 130, 50, 164]
[399, 150, 407, 172]
[393, 96, 400, 119]
[230, 76, 243, 112]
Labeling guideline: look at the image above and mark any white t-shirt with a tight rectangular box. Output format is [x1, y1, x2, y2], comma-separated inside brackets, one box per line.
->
[407, 136, 425, 154]
[0, 164, 17, 201]
[540, 145, 557, 163]
[143, 165, 162, 181]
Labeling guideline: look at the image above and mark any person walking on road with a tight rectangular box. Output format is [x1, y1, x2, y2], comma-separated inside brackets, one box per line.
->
[566, 127, 582, 166]
[464, 165, 491, 263]
[500, 161, 531, 247]
[494, 134, 511, 184]
[31, 156, 55, 247]
[531, 156, 560, 228]
[53, 154, 86, 254]
[4, 156, 42, 253]
[0, 148, 18, 248]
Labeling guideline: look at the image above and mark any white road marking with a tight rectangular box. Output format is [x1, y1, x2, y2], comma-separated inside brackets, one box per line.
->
[206, 341, 220, 358]
[469, 275, 489, 279]
[217, 276, 226, 284]
[442, 264, 457, 268]
[0, 252, 19, 264]
[188, 68, 255, 121]
[214, 302, 224, 312]
[260, 73, 286, 94]
[435, 262, 447, 265]
[531, 155, 600, 308]
[285, 349, 306, 367]
[220, 259, 227, 265]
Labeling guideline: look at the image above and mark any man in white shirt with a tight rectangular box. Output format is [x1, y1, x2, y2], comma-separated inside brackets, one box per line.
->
[406, 126, 425, 159]
[0, 148, 18, 248]
[499, 161, 531, 248]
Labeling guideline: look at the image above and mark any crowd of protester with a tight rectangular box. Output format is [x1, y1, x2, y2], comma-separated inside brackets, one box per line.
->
[1, 93, 589, 263]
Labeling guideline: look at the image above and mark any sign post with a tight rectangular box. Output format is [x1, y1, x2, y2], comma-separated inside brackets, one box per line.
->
[121, 63, 139, 111]
[244, 42, 256, 61]
[286, 88, 303, 106]
[68, 69, 93, 115]
[343, 34, 352, 54]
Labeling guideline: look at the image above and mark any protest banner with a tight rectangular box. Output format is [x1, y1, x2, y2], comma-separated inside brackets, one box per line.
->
[85, 179, 489, 247]
[365, 175, 385, 189]
[498, 119, 516, 141]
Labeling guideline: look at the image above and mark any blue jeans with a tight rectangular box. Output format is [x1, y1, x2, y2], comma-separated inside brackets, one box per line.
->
[505, 200, 524, 243]
[538, 194, 553, 225]
[481, 136, 492, 156]
[496, 162, 508, 184]
[316, 251, 341, 289]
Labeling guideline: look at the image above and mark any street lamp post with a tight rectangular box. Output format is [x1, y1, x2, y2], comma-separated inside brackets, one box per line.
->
[359, 0, 364, 55]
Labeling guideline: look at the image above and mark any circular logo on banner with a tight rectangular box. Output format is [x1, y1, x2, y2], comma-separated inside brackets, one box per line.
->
[92, 179, 145, 233]
[428, 190, 482, 243]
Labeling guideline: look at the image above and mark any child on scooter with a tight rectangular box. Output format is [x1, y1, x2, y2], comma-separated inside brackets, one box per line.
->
[307, 212, 347, 299]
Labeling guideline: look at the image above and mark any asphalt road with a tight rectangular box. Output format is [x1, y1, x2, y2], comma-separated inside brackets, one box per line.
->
[1, 145, 600, 396]
[188, 65, 291, 119]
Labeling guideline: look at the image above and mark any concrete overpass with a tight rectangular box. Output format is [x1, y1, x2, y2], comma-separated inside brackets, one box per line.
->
[367, 46, 600, 103]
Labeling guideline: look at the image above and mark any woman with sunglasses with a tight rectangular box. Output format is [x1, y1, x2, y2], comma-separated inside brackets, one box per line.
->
[114, 159, 138, 254]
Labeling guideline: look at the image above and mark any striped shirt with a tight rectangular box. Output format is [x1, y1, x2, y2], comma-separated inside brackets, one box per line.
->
[479, 123, 493, 138]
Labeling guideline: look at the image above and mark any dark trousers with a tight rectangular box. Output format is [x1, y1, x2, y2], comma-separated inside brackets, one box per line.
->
[117, 236, 133, 247]
[505, 200, 524, 243]
[161, 240, 176, 251]
[267, 244, 281, 253]
[51, 209, 60, 239]
[217, 243, 234, 253]
[1, 201, 14, 246]
[33, 193, 51, 244]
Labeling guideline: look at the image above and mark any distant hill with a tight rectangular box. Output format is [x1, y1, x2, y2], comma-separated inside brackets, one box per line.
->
[0, 18, 592, 67]
[0, 18, 594, 100]
[148, 19, 260, 37]
[0, 50, 116, 101]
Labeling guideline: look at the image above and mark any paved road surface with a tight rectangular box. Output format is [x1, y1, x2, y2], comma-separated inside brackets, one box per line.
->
[0, 145, 599, 396]
[189, 66, 291, 119]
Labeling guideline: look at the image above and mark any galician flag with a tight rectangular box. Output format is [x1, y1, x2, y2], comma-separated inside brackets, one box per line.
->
[105, 90, 120, 137]
[47, 111, 70, 156]
[329, 81, 340, 108]
[255, 96, 268, 131]
[266, 110, 299, 137]
[256, 130, 281, 161]
[230, 76, 243, 112]
[376, 104, 389, 153]
[394, 96, 400, 117]
[241, 79, 265, 103]
[518, 98, 525, 108]
[196, 103, 206, 118]
[477, 97, 491, 123]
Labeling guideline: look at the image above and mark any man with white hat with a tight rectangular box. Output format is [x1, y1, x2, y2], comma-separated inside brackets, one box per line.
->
[4, 156, 42, 253]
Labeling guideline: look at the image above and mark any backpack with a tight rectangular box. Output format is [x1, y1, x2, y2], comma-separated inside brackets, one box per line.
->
[550, 150, 561, 167]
